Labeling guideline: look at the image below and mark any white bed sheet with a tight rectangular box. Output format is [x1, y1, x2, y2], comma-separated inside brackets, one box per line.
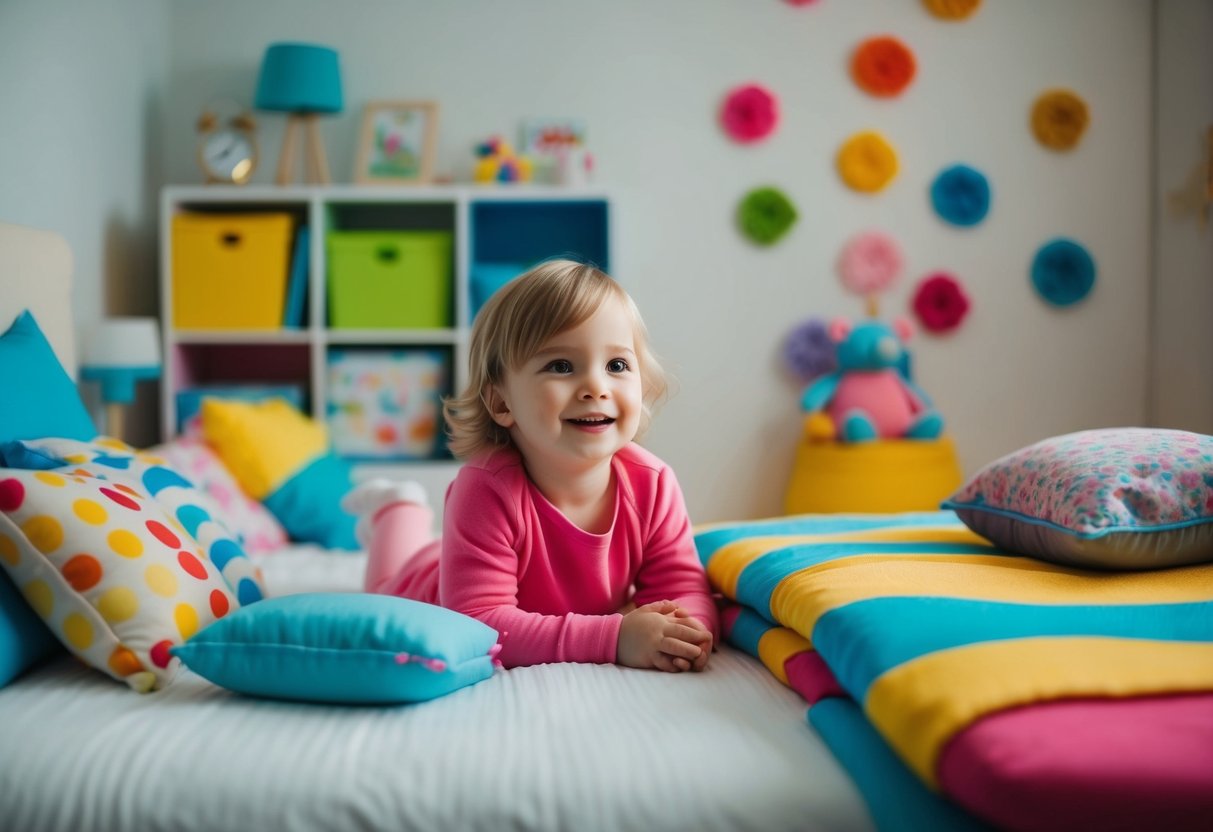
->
[0, 549, 873, 832]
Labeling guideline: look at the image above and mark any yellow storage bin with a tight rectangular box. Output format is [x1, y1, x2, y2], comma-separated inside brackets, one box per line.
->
[172, 213, 293, 329]
[327, 231, 453, 329]
[784, 420, 963, 514]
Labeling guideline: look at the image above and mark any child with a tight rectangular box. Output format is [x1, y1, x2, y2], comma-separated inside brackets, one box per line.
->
[343, 260, 718, 672]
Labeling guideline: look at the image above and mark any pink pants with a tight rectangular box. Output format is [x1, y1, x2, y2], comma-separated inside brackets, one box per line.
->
[364, 502, 442, 603]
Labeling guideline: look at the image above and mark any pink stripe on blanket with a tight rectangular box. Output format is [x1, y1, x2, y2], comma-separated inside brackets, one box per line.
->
[785, 651, 845, 704]
[939, 693, 1213, 832]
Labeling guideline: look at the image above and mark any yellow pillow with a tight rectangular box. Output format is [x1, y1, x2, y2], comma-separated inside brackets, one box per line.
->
[200, 398, 327, 500]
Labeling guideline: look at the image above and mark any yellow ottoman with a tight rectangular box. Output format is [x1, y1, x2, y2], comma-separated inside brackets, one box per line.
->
[784, 417, 963, 514]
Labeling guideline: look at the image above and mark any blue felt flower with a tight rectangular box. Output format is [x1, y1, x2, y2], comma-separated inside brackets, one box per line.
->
[930, 164, 990, 227]
[1031, 238, 1096, 307]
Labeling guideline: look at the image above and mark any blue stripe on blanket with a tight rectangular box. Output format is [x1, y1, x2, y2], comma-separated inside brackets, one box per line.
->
[734, 542, 1000, 618]
[815, 598, 1213, 701]
[728, 606, 774, 658]
[694, 511, 961, 565]
[808, 698, 994, 832]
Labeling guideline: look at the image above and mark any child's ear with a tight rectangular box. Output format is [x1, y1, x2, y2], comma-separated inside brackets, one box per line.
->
[486, 385, 515, 429]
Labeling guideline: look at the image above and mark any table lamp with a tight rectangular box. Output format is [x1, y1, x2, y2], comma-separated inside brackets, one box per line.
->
[255, 42, 343, 185]
[80, 317, 162, 441]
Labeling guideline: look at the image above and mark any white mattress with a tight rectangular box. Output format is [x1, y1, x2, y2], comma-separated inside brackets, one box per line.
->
[0, 549, 873, 832]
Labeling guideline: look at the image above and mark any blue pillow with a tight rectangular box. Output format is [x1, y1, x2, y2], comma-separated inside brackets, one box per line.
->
[263, 452, 359, 550]
[172, 593, 500, 704]
[0, 311, 96, 443]
[0, 569, 62, 688]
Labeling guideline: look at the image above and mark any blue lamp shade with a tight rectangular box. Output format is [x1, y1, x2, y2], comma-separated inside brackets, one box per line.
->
[80, 318, 162, 405]
[255, 43, 343, 114]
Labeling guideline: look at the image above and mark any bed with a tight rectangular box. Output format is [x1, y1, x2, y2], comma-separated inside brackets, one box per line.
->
[5, 221, 1211, 832]
[0, 221, 873, 832]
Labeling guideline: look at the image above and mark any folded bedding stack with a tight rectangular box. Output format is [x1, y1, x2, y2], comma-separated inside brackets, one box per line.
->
[697, 427, 1213, 832]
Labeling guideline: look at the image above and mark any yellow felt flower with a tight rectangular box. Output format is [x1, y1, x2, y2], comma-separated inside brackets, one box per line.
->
[1031, 89, 1090, 151]
[922, 0, 981, 20]
[837, 131, 899, 193]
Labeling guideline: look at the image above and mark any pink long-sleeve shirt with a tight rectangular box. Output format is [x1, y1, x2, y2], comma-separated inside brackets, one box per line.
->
[391, 443, 718, 668]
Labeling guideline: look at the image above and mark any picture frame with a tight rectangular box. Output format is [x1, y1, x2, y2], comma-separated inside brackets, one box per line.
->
[354, 100, 440, 184]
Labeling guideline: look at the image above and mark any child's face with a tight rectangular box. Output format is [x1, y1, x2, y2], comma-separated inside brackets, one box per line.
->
[490, 295, 643, 476]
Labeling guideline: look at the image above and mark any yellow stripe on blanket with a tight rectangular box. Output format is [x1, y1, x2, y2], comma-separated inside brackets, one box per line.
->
[868, 637, 1213, 789]
[770, 556, 1213, 642]
[757, 627, 813, 685]
[708, 526, 984, 599]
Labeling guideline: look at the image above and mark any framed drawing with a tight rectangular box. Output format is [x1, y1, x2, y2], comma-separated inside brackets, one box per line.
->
[355, 100, 440, 184]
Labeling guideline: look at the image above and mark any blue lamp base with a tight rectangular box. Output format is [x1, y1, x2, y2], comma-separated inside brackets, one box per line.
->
[80, 365, 160, 441]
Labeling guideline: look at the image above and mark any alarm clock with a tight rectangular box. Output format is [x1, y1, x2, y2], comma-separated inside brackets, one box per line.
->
[197, 104, 259, 185]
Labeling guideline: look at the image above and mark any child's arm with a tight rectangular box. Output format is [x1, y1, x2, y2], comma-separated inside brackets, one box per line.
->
[629, 465, 720, 642]
[438, 468, 624, 668]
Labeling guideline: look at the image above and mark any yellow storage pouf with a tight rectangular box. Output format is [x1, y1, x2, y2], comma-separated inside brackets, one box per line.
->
[171, 213, 293, 329]
[327, 231, 452, 329]
[784, 420, 963, 514]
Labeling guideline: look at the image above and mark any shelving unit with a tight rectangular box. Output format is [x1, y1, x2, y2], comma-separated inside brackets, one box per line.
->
[159, 184, 613, 487]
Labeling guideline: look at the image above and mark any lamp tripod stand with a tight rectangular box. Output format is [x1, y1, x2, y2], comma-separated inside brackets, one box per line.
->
[275, 113, 331, 185]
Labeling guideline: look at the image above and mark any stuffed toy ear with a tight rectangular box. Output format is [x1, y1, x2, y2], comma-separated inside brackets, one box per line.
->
[828, 317, 853, 343]
[892, 316, 914, 342]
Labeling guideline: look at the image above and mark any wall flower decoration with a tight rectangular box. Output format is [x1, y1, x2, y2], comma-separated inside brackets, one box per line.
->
[851, 36, 917, 98]
[1031, 89, 1090, 151]
[838, 231, 904, 296]
[1031, 238, 1096, 307]
[720, 84, 780, 144]
[923, 0, 981, 20]
[837, 131, 899, 193]
[738, 187, 798, 245]
[783, 317, 837, 383]
[930, 164, 991, 227]
[912, 272, 971, 333]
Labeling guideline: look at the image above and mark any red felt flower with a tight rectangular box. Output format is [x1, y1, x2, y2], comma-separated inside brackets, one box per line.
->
[912, 272, 970, 333]
[851, 36, 916, 98]
[720, 84, 780, 144]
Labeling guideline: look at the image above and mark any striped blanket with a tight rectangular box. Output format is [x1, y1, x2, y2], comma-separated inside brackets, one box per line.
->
[695, 512, 1213, 832]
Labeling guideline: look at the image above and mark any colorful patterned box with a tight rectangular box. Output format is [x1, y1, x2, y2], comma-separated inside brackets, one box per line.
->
[326, 348, 450, 460]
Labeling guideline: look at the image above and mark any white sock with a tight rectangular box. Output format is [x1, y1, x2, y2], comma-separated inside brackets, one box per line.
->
[341, 479, 429, 549]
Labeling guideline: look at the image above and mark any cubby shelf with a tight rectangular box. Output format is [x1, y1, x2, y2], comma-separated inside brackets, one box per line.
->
[159, 184, 614, 480]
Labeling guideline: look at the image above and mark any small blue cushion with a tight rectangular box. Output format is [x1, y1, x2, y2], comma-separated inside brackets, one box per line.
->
[0, 311, 96, 444]
[172, 593, 500, 704]
[263, 451, 359, 550]
[0, 569, 62, 688]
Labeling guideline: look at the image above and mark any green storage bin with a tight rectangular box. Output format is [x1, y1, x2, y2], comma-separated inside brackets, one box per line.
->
[327, 231, 453, 329]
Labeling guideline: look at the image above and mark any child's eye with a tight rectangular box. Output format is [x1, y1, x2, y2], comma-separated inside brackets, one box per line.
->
[544, 359, 573, 374]
[607, 358, 630, 373]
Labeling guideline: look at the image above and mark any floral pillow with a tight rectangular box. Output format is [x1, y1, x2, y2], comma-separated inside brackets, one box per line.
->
[1, 437, 266, 603]
[145, 437, 287, 555]
[0, 466, 238, 691]
[943, 428, 1213, 570]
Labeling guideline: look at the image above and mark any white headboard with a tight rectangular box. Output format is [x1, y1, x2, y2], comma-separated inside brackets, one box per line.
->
[0, 221, 76, 376]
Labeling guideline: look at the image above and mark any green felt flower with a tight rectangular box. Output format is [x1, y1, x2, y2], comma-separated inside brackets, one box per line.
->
[738, 187, 798, 246]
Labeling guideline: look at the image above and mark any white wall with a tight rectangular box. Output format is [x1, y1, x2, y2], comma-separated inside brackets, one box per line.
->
[1153, 0, 1213, 433]
[0, 0, 169, 446]
[4, 1, 1160, 523]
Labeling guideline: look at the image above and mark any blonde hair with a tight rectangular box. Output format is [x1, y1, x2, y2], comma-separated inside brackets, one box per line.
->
[443, 260, 667, 460]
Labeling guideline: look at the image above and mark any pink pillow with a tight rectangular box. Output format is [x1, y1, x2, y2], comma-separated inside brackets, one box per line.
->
[147, 438, 288, 555]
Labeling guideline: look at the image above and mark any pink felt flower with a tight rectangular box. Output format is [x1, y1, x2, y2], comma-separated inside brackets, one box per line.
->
[838, 230, 904, 295]
[720, 84, 780, 144]
[785, 0, 820, 5]
[912, 272, 971, 333]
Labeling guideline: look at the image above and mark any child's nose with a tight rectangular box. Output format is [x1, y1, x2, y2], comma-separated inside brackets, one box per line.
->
[579, 371, 609, 399]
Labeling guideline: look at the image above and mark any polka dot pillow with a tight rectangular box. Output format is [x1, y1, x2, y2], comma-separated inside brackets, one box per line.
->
[2, 437, 266, 604]
[144, 437, 288, 556]
[0, 466, 238, 691]
[943, 428, 1213, 570]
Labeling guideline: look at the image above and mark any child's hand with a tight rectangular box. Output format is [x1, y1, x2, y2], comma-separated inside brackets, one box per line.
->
[617, 601, 708, 672]
[673, 611, 713, 672]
